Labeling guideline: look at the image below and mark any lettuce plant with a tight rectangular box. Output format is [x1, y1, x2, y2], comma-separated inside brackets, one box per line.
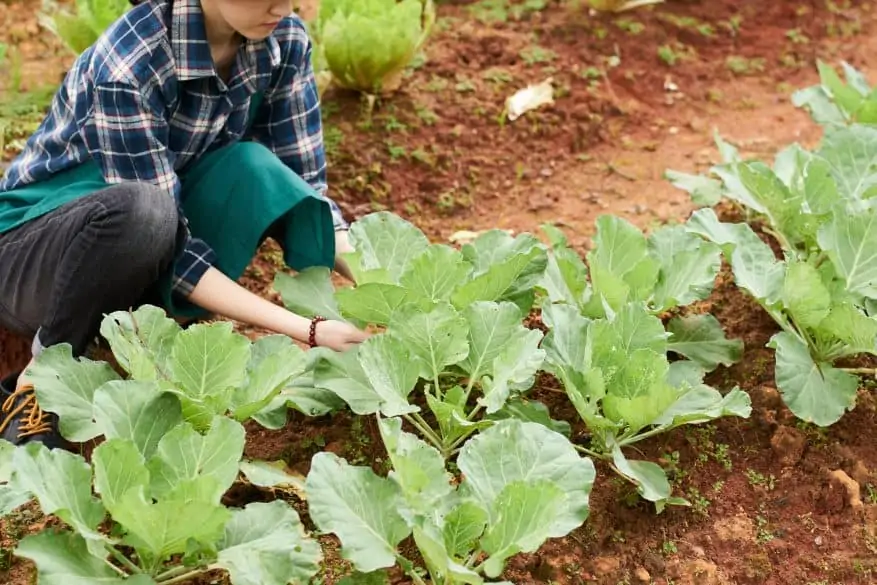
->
[539, 218, 743, 375]
[669, 124, 877, 426]
[541, 301, 751, 509]
[305, 417, 595, 585]
[274, 212, 551, 457]
[39, 0, 131, 55]
[793, 60, 877, 127]
[25, 305, 331, 441]
[0, 417, 321, 584]
[314, 0, 436, 95]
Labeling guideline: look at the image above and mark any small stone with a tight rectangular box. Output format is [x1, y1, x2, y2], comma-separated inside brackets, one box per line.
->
[634, 567, 651, 583]
[593, 556, 622, 577]
[750, 385, 783, 409]
[770, 426, 807, 467]
[814, 535, 823, 547]
[714, 515, 756, 543]
[826, 469, 863, 513]
[685, 559, 720, 585]
[690, 545, 706, 558]
[540, 168, 553, 177]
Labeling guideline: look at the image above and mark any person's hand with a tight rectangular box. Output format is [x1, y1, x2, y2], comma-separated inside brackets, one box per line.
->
[314, 319, 370, 351]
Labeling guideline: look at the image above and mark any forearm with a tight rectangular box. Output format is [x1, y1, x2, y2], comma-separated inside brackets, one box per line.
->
[186, 266, 312, 343]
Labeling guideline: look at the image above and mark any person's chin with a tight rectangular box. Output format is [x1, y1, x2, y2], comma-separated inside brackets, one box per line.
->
[241, 21, 280, 39]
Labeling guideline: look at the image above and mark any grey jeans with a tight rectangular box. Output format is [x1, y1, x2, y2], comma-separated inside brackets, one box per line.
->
[0, 183, 180, 359]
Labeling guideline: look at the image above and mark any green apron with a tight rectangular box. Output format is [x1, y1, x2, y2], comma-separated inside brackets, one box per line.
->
[0, 93, 335, 318]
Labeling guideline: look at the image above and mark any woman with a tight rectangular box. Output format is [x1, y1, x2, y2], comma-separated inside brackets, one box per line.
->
[0, 0, 370, 448]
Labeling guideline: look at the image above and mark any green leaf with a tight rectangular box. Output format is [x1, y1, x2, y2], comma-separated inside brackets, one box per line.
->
[540, 245, 590, 308]
[378, 417, 453, 517]
[389, 301, 469, 383]
[686, 208, 784, 303]
[217, 501, 322, 585]
[348, 212, 431, 282]
[457, 420, 595, 538]
[666, 360, 707, 389]
[586, 215, 660, 313]
[170, 321, 252, 428]
[113, 477, 230, 561]
[15, 531, 156, 585]
[816, 302, 877, 354]
[253, 365, 345, 426]
[426, 386, 488, 447]
[99, 306, 180, 380]
[92, 380, 183, 460]
[399, 244, 473, 302]
[11, 443, 105, 542]
[598, 347, 677, 434]
[358, 334, 420, 417]
[305, 452, 411, 573]
[0, 440, 30, 515]
[337, 572, 391, 585]
[336, 283, 410, 326]
[782, 260, 832, 329]
[768, 332, 859, 426]
[232, 335, 307, 421]
[648, 225, 722, 311]
[146, 417, 246, 502]
[443, 501, 488, 557]
[610, 446, 673, 504]
[480, 480, 566, 578]
[28, 344, 120, 442]
[665, 169, 724, 206]
[479, 328, 545, 413]
[452, 247, 547, 313]
[652, 386, 752, 427]
[275, 267, 344, 321]
[460, 302, 528, 383]
[487, 398, 571, 437]
[817, 208, 877, 299]
[412, 520, 484, 585]
[312, 347, 386, 415]
[666, 314, 743, 371]
[92, 439, 148, 515]
[816, 125, 877, 200]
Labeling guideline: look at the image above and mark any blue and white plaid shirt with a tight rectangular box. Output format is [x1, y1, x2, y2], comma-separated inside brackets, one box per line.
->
[0, 0, 346, 296]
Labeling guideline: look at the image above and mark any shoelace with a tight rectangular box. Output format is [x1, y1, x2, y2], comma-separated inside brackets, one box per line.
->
[0, 383, 52, 439]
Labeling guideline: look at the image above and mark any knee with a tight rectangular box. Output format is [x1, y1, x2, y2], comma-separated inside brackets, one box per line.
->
[120, 183, 179, 248]
[108, 183, 179, 258]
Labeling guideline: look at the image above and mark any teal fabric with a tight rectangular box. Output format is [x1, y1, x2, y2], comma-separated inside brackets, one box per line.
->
[0, 92, 335, 319]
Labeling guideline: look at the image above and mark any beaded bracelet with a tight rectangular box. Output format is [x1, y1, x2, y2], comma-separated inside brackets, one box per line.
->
[308, 316, 326, 348]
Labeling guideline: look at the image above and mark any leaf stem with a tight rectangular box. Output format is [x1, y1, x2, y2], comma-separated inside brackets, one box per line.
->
[404, 413, 443, 450]
[573, 444, 608, 460]
[108, 546, 142, 575]
[619, 425, 674, 448]
[840, 367, 877, 375]
[157, 565, 216, 585]
[466, 403, 483, 422]
[154, 565, 194, 582]
[103, 558, 127, 577]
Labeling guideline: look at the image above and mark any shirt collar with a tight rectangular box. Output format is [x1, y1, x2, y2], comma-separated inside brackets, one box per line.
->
[170, 0, 282, 83]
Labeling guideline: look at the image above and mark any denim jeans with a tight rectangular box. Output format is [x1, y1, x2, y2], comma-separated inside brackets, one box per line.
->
[0, 183, 181, 358]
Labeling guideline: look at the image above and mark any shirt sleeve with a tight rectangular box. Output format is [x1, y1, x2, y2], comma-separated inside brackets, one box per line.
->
[79, 81, 216, 296]
[247, 25, 348, 231]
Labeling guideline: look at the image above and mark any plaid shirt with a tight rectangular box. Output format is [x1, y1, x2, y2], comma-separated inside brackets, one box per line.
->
[0, 0, 346, 296]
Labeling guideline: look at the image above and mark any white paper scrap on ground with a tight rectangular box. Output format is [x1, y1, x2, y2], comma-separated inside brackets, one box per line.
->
[505, 78, 555, 121]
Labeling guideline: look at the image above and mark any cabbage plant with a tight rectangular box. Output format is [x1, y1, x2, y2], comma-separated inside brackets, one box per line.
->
[315, 0, 435, 95]
[39, 0, 131, 55]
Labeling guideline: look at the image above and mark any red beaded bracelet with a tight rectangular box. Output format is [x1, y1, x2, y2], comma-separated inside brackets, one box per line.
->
[308, 316, 326, 348]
